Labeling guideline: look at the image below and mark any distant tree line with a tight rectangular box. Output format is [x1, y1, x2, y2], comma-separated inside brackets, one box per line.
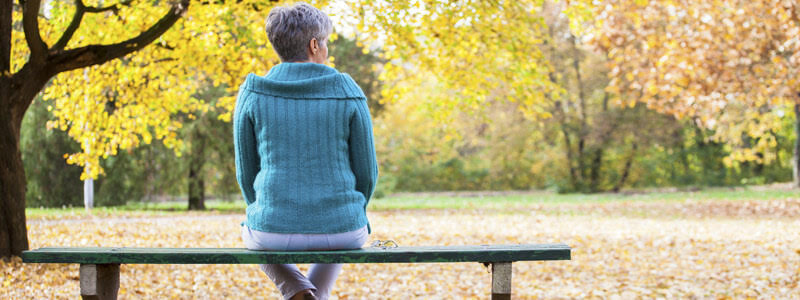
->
[22, 33, 795, 208]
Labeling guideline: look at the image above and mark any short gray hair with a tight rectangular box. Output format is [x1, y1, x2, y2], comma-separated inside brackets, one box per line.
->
[265, 2, 333, 62]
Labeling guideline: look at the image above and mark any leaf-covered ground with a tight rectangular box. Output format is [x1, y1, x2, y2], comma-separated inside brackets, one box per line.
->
[3, 198, 799, 299]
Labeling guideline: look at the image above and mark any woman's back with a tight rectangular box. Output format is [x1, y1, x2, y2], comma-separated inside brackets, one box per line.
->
[234, 63, 377, 235]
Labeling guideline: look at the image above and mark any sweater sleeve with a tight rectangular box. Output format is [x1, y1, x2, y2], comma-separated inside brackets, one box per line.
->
[348, 99, 379, 206]
[233, 87, 259, 206]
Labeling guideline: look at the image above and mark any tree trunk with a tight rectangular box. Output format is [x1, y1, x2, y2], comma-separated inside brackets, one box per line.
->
[188, 168, 205, 210]
[0, 70, 48, 258]
[588, 148, 603, 192]
[0, 106, 30, 258]
[187, 126, 206, 210]
[793, 102, 800, 188]
[560, 122, 579, 189]
[1, 0, 30, 257]
[1, 65, 63, 258]
[554, 99, 579, 189]
[678, 141, 690, 184]
[571, 34, 588, 189]
[588, 93, 611, 192]
[613, 142, 638, 192]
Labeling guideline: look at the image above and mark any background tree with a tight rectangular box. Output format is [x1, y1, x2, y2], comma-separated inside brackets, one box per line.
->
[342, 0, 564, 193]
[342, 0, 558, 123]
[328, 34, 385, 116]
[185, 84, 237, 210]
[349, 0, 697, 193]
[540, 1, 689, 192]
[590, 0, 800, 187]
[22, 94, 199, 208]
[21, 95, 83, 208]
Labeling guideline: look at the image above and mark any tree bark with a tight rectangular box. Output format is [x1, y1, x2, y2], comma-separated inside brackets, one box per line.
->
[1, 0, 29, 258]
[187, 166, 206, 210]
[187, 126, 206, 210]
[588, 93, 612, 192]
[0, 105, 30, 258]
[570, 34, 588, 188]
[613, 142, 638, 192]
[1, 68, 57, 257]
[588, 148, 603, 192]
[793, 102, 800, 188]
[559, 118, 579, 189]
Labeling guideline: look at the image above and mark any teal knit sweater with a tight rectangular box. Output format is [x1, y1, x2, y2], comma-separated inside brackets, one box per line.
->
[233, 62, 378, 234]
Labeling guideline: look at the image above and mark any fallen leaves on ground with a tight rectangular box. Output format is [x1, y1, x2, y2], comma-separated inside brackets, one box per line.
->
[3, 199, 799, 299]
[544, 198, 800, 219]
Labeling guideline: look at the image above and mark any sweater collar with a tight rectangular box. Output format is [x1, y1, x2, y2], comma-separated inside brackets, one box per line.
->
[265, 62, 338, 81]
[243, 63, 365, 100]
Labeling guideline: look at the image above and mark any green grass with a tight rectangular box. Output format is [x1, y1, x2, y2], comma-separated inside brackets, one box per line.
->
[368, 187, 798, 210]
[25, 186, 797, 218]
[25, 200, 246, 219]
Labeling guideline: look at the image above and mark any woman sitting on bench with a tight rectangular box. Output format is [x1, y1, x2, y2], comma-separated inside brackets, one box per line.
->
[233, 2, 379, 300]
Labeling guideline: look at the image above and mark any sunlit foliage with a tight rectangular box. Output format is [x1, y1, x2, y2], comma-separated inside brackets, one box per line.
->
[12, 0, 333, 179]
[340, 0, 558, 125]
[12, 0, 797, 188]
[591, 0, 800, 166]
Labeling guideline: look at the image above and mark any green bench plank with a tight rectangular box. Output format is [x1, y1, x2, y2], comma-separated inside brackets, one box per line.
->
[22, 243, 570, 264]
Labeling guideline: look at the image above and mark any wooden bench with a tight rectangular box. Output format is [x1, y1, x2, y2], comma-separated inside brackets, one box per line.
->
[22, 243, 571, 299]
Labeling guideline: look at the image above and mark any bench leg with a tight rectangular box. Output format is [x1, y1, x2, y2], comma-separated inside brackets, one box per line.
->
[80, 264, 120, 300]
[491, 262, 512, 300]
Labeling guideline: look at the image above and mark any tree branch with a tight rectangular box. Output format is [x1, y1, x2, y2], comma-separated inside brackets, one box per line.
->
[46, 0, 190, 75]
[84, 0, 132, 14]
[52, 0, 135, 51]
[155, 42, 175, 51]
[1, 0, 12, 76]
[22, 0, 47, 63]
[52, 0, 86, 50]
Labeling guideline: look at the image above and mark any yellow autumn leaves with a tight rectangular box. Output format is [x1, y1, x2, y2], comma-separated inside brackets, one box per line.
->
[12, 0, 799, 179]
[342, 0, 558, 123]
[592, 0, 800, 166]
[12, 0, 334, 179]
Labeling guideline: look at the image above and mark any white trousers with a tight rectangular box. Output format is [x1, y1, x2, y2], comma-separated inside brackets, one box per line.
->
[241, 225, 369, 300]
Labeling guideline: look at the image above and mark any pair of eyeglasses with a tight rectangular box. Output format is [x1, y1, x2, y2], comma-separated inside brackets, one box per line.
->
[370, 240, 399, 249]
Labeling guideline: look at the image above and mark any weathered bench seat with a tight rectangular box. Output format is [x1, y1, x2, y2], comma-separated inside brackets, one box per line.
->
[23, 243, 571, 299]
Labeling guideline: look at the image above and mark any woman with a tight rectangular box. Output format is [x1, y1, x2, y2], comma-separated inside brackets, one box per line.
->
[233, 3, 378, 300]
